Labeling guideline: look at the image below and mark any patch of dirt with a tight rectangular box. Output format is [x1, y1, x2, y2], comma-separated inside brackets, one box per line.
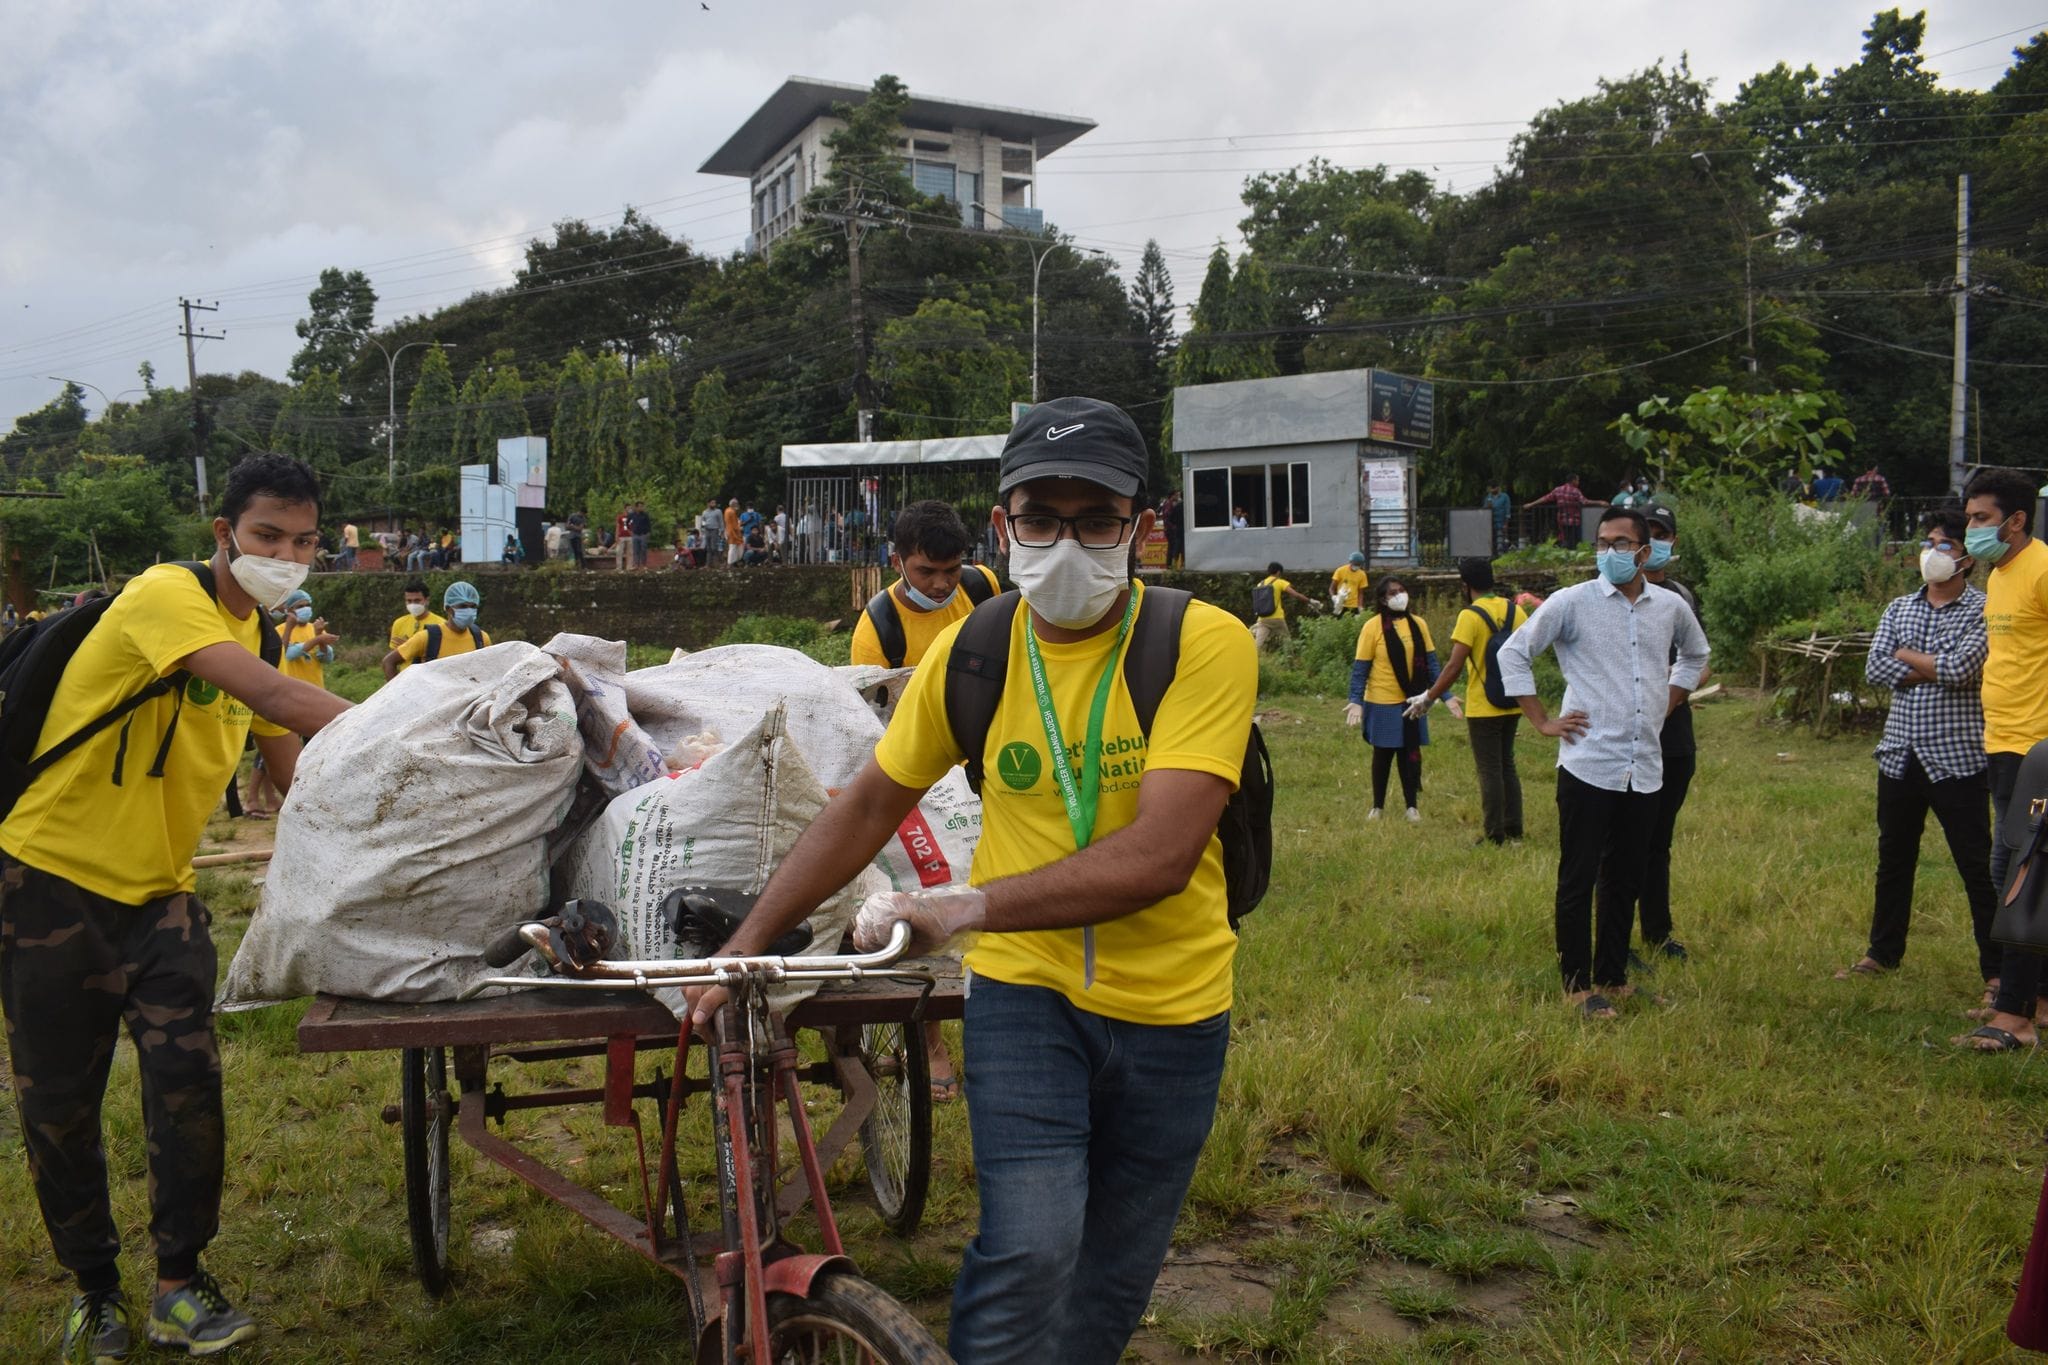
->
[468, 1222, 517, 1257]
[1146, 1240, 1279, 1320]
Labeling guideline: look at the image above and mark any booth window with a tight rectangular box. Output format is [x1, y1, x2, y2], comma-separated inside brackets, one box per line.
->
[1191, 461, 1312, 529]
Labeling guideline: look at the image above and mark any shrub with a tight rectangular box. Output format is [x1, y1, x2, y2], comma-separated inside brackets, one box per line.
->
[710, 614, 851, 668]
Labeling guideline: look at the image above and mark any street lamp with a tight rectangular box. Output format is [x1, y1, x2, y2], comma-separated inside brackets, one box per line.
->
[970, 204, 1111, 403]
[308, 331, 456, 481]
[47, 377, 146, 414]
[1692, 154, 1792, 374]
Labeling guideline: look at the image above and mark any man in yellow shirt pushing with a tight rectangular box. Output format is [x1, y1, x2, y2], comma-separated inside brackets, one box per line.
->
[685, 396, 1258, 1363]
[0, 453, 351, 1360]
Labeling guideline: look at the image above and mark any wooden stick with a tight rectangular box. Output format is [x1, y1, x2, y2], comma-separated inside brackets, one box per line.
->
[192, 849, 273, 868]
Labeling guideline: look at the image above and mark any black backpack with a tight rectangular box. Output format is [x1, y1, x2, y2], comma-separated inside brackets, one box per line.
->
[1250, 578, 1277, 618]
[943, 587, 1273, 928]
[421, 623, 490, 661]
[1462, 600, 1524, 710]
[864, 567, 997, 668]
[0, 563, 282, 819]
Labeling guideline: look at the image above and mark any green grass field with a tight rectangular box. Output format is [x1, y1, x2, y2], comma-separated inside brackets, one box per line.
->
[1, 686, 2039, 1362]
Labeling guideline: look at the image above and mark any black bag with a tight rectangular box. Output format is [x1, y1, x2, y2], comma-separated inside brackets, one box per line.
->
[1250, 579, 1277, 618]
[943, 587, 1273, 927]
[0, 563, 279, 820]
[1462, 601, 1523, 710]
[1992, 739, 2048, 955]
[864, 566, 998, 668]
[421, 623, 490, 661]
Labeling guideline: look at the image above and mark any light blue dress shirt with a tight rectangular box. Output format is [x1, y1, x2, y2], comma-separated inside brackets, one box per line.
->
[1494, 575, 1711, 793]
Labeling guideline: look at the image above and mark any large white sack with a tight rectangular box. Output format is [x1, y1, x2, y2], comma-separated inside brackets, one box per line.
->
[221, 642, 583, 1006]
[546, 634, 884, 795]
[834, 663, 914, 727]
[554, 704, 866, 1018]
[872, 766, 981, 893]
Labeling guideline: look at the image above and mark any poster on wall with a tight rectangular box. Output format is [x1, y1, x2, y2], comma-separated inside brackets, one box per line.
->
[1367, 371, 1435, 447]
[1138, 525, 1169, 572]
[1361, 458, 1411, 561]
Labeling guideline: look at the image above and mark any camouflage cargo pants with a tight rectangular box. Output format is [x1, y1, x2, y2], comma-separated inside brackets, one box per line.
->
[0, 856, 223, 1287]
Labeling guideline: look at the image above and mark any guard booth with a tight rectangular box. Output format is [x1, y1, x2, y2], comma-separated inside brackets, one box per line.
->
[1172, 369, 1434, 573]
[779, 435, 1004, 566]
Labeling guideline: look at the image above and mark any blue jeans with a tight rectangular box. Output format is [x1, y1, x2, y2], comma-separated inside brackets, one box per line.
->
[950, 976, 1230, 1365]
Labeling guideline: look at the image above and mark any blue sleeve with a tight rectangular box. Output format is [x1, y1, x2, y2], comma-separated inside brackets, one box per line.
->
[284, 642, 310, 661]
[315, 645, 336, 664]
[1424, 651, 1441, 689]
[1349, 659, 1370, 706]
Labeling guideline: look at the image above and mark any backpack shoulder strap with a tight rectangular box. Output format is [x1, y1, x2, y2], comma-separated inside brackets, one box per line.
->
[962, 565, 997, 606]
[176, 561, 282, 669]
[943, 591, 1023, 793]
[423, 624, 444, 661]
[1125, 587, 1191, 736]
[477, 628, 491, 648]
[864, 589, 907, 669]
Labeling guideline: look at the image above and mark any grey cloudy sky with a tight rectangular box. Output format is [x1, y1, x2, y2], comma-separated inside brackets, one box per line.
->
[0, 0, 2037, 429]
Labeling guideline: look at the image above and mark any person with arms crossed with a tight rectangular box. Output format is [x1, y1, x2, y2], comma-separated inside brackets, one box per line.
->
[0, 453, 353, 1360]
[1837, 508, 1992, 988]
[1405, 557, 1530, 845]
[1952, 469, 2048, 1050]
[686, 397, 1256, 1364]
[1495, 507, 1709, 1018]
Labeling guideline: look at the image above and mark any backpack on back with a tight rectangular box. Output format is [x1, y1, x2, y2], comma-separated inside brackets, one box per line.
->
[422, 623, 491, 661]
[864, 566, 997, 669]
[943, 587, 1273, 927]
[1250, 578, 1277, 618]
[0, 563, 280, 820]
[1464, 600, 1523, 710]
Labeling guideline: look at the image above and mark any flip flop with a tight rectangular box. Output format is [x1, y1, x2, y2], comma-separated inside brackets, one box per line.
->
[1834, 959, 1885, 980]
[1578, 993, 1617, 1019]
[929, 1077, 961, 1104]
[1957, 1025, 2036, 1052]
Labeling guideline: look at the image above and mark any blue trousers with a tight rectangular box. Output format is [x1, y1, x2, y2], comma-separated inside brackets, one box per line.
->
[950, 976, 1229, 1364]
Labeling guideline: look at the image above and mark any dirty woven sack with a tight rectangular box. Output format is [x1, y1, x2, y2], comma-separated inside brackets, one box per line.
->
[221, 642, 583, 1005]
[555, 703, 868, 1018]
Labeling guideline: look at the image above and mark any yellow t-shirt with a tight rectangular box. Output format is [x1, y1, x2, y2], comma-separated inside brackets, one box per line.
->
[874, 583, 1257, 1025]
[1448, 595, 1530, 719]
[394, 622, 489, 666]
[389, 609, 445, 654]
[1353, 613, 1435, 705]
[277, 619, 329, 691]
[850, 564, 1001, 669]
[0, 564, 288, 903]
[1256, 576, 1292, 622]
[1983, 537, 2048, 754]
[1329, 565, 1371, 611]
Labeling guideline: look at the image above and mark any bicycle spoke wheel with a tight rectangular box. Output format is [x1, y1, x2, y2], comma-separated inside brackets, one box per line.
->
[854, 1021, 930, 1235]
[765, 1271, 949, 1363]
[399, 1045, 453, 1297]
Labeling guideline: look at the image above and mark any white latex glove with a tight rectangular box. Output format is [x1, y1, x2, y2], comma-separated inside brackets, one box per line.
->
[1403, 693, 1432, 719]
[853, 886, 988, 955]
[1344, 702, 1363, 728]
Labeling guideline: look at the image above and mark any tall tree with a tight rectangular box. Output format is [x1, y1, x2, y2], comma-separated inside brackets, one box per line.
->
[269, 369, 347, 474]
[1129, 240, 1176, 385]
[402, 343, 459, 473]
[877, 295, 1028, 437]
[680, 368, 739, 510]
[0, 382, 88, 478]
[290, 268, 378, 382]
[471, 362, 531, 461]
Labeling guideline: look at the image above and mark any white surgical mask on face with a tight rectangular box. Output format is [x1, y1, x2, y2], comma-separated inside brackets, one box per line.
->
[1007, 536, 1128, 630]
[1385, 592, 1410, 613]
[227, 531, 309, 610]
[406, 601, 427, 617]
[1919, 548, 1960, 584]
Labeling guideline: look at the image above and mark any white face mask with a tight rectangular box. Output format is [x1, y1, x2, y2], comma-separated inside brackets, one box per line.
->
[406, 601, 428, 617]
[1007, 536, 1129, 630]
[1385, 592, 1410, 613]
[1919, 548, 1961, 585]
[227, 531, 309, 610]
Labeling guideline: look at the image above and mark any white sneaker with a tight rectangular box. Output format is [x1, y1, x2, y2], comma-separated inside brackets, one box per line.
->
[1406, 807, 1421, 823]
[1367, 808, 1382, 821]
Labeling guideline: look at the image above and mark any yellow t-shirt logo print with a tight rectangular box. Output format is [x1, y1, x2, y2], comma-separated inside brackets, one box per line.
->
[995, 741, 1042, 791]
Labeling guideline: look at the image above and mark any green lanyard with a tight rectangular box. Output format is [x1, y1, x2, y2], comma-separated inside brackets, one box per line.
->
[1021, 590, 1137, 989]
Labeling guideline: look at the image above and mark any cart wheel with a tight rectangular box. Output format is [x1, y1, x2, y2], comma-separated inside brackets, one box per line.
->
[400, 1046, 453, 1297]
[854, 1021, 931, 1235]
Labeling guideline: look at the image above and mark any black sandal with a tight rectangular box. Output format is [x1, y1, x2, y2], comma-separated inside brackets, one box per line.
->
[1579, 993, 1617, 1019]
[1959, 1025, 2035, 1052]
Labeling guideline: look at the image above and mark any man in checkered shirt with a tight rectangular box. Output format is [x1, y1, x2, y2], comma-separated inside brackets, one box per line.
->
[1838, 507, 1993, 985]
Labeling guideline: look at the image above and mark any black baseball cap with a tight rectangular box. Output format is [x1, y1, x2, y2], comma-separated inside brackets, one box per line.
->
[1644, 504, 1678, 534]
[997, 396, 1147, 498]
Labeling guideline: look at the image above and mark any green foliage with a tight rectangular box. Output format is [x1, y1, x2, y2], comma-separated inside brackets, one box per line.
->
[1615, 386, 1854, 488]
[1494, 542, 1594, 572]
[1672, 488, 1888, 658]
[0, 456, 183, 583]
[877, 295, 1026, 437]
[402, 344, 459, 475]
[290, 267, 377, 383]
[268, 368, 346, 473]
[0, 382, 88, 480]
[710, 614, 851, 666]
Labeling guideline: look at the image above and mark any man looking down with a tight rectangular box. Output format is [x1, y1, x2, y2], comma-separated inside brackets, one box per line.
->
[686, 396, 1257, 1363]
[0, 452, 352, 1360]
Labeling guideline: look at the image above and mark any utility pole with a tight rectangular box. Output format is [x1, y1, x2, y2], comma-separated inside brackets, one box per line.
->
[845, 181, 874, 443]
[1948, 174, 1971, 497]
[179, 298, 223, 514]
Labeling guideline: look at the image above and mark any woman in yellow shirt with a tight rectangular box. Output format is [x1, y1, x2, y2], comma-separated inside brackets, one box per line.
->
[1345, 576, 1440, 821]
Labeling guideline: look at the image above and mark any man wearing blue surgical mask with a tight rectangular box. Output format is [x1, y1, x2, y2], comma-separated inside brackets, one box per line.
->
[849, 501, 999, 671]
[380, 581, 491, 679]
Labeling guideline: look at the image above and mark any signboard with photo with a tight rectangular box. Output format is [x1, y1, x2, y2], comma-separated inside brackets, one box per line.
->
[1367, 371, 1435, 448]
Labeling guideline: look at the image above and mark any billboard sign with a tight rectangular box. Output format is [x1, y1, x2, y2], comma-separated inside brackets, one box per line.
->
[1367, 371, 1435, 448]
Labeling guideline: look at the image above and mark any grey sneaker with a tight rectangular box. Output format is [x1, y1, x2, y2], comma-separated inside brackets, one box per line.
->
[61, 1289, 130, 1363]
[145, 1269, 256, 1356]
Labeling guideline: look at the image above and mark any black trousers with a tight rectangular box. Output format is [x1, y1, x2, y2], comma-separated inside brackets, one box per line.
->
[0, 858, 224, 1291]
[1989, 754, 2040, 1015]
[1867, 753, 1996, 974]
[1623, 747, 1695, 946]
[1466, 714, 1523, 842]
[1554, 768, 1657, 992]
[1370, 745, 1421, 811]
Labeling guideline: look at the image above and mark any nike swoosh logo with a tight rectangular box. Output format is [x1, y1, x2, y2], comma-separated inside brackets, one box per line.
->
[1045, 423, 1085, 440]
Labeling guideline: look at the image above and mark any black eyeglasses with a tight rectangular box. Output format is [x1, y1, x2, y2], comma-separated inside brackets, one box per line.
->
[1593, 537, 1641, 553]
[1007, 514, 1134, 549]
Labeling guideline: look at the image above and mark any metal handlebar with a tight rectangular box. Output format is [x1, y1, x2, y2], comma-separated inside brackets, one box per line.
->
[462, 920, 916, 998]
